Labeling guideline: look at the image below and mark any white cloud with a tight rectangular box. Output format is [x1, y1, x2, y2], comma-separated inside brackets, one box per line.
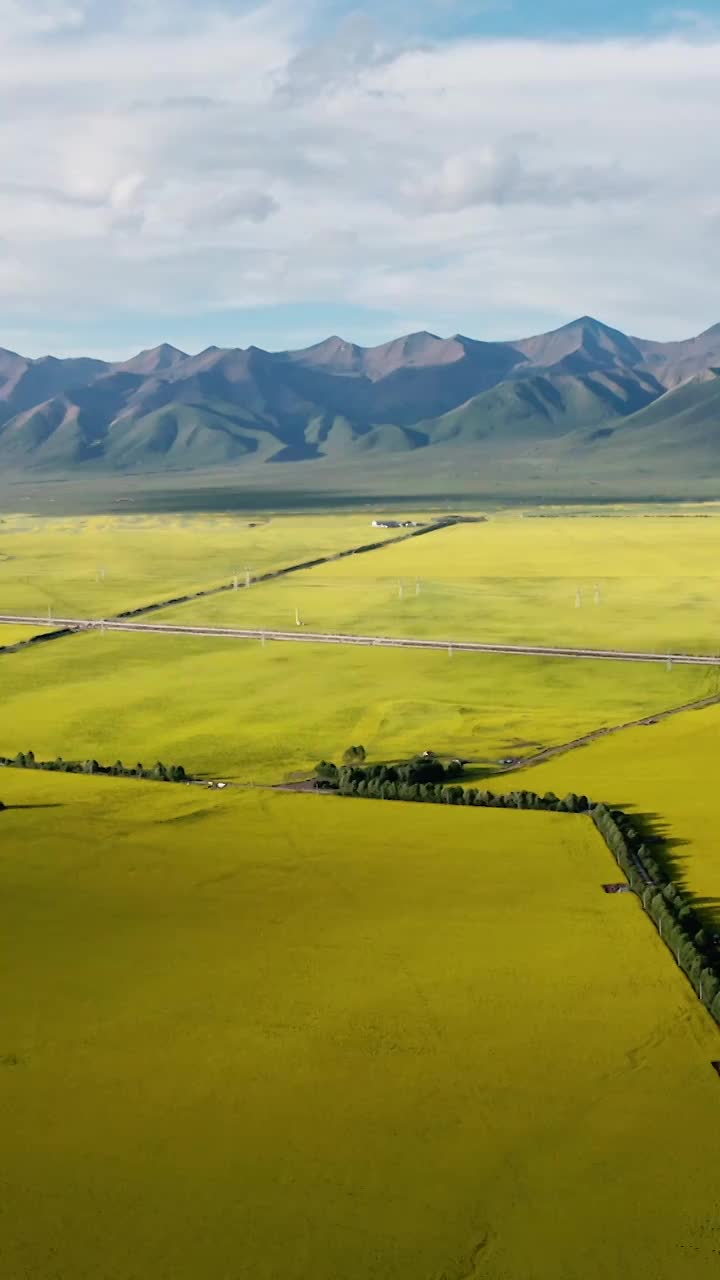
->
[653, 8, 720, 37]
[410, 145, 641, 212]
[275, 12, 395, 102]
[184, 189, 280, 228]
[0, 2, 719, 350]
[0, 0, 90, 37]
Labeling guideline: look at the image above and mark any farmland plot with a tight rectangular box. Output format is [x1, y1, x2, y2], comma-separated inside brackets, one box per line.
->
[1, 773, 719, 1280]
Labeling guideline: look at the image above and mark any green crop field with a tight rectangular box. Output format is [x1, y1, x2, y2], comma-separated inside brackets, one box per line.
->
[0, 511, 399, 620]
[156, 512, 720, 657]
[2, 770, 719, 1280]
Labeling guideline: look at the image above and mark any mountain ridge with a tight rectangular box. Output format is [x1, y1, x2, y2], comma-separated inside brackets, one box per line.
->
[2, 316, 720, 487]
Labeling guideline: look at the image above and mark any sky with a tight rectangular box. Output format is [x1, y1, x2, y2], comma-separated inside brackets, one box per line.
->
[1, 0, 719, 357]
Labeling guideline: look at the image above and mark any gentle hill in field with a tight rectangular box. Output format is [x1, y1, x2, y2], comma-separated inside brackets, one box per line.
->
[0, 316, 719, 493]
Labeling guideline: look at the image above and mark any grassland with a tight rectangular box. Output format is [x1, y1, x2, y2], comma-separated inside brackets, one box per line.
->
[1, 769, 719, 1280]
[0, 628, 711, 783]
[3, 440, 720, 516]
[0, 511, 398, 619]
[154, 513, 720, 656]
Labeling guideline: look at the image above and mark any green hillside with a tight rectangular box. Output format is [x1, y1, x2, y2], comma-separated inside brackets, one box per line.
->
[420, 370, 660, 448]
[553, 372, 720, 471]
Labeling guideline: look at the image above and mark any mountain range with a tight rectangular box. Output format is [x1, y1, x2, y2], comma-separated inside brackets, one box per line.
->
[2, 316, 720, 488]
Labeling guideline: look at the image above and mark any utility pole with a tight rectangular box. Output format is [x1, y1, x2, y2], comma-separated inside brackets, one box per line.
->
[245, 569, 251, 589]
[594, 584, 601, 606]
[398, 582, 404, 600]
[575, 588, 582, 609]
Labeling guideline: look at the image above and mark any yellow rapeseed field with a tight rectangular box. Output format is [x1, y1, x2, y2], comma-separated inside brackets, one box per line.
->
[1, 770, 719, 1279]
[0, 511, 396, 619]
[0, 627, 710, 782]
[159, 512, 720, 656]
[518, 699, 720, 930]
[0, 624, 53, 645]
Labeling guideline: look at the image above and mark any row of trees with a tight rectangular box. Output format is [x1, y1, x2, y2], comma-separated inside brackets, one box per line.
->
[592, 804, 720, 1024]
[315, 760, 590, 811]
[317, 755, 468, 790]
[1, 751, 190, 783]
[341, 780, 591, 809]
